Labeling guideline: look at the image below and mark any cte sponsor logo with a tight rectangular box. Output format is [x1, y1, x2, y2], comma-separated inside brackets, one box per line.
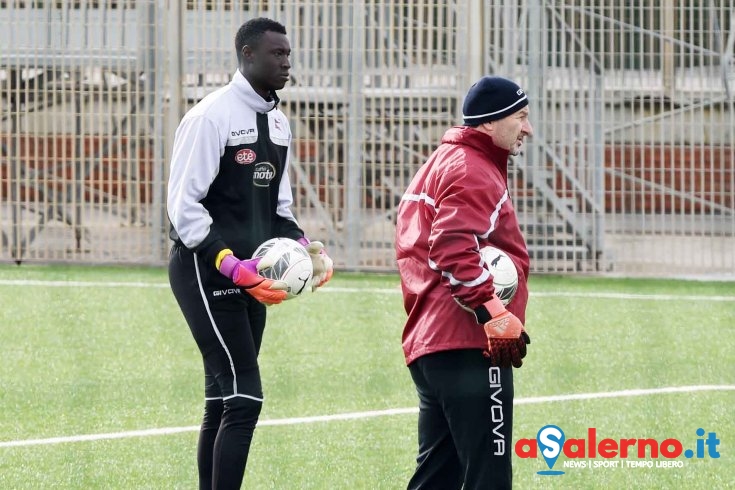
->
[253, 162, 276, 187]
[235, 148, 256, 165]
[518, 425, 721, 476]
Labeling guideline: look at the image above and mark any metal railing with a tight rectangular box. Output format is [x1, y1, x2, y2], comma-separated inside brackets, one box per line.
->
[1, 0, 733, 277]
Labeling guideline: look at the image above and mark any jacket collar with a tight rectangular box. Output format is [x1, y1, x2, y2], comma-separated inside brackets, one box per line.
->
[231, 69, 279, 113]
[442, 126, 510, 163]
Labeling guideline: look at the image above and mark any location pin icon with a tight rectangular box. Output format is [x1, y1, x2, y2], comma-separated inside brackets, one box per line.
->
[537, 425, 565, 472]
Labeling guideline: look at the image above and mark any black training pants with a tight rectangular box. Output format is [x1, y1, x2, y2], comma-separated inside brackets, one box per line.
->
[169, 243, 267, 490]
[407, 349, 515, 490]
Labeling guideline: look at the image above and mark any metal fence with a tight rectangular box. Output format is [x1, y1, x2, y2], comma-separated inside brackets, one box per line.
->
[1, 1, 733, 277]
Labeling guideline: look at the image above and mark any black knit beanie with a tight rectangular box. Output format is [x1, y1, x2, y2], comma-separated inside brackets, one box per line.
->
[462, 76, 528, 126]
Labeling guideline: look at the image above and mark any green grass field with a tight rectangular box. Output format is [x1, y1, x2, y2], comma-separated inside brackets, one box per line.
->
[0, 264, 733, 489]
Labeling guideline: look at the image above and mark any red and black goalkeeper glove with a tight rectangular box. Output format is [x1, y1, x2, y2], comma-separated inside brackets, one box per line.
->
[475, 296, 531, 368]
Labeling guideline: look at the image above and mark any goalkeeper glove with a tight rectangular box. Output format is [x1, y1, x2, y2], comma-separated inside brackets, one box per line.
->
[475, 295, 530, 368]
[216, 249, 288, 305]
[297, 238, 334, 291]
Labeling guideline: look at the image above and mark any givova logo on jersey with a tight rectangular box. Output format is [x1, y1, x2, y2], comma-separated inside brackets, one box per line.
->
[253, 162, 276, 187]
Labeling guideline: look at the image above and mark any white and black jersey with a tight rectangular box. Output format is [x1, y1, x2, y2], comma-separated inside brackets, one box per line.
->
[167, 69, 303, 265]
[167, 70, 305, 487]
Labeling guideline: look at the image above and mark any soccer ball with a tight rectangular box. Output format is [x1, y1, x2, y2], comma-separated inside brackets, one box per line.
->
[480, 245, 518, 306]
[252, 237, 313, 300]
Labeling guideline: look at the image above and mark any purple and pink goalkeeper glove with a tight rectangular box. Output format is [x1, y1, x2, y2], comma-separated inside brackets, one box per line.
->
[217, 251, 288, 305]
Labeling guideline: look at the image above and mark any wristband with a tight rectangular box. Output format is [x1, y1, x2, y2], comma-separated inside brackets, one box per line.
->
[215, 248, 234, 270]
[483, 295, 506, 317]
[474, 295, 506, 323]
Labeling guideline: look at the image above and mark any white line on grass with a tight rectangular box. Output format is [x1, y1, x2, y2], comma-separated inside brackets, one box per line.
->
[327, 289, 735, 302]
[0, 279, 171, 288]
[1, 385, 733, 448]
[0, 280, 733, 301]
[530, 291, 735, 301]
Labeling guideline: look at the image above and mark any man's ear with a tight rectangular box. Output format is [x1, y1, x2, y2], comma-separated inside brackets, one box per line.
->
[241, 45, 253, 62]
[477, 121, 494, 136]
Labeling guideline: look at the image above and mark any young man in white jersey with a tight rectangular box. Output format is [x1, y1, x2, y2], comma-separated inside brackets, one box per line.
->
[167, 18, 333, 489]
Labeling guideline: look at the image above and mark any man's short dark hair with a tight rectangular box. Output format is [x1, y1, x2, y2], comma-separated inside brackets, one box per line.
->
[235, 18, 287, 61]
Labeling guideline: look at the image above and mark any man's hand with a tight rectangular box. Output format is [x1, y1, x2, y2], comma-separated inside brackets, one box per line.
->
[477, 296, 531, 368]
[216, 249, 288, 305]
[298, 238, 334, 291]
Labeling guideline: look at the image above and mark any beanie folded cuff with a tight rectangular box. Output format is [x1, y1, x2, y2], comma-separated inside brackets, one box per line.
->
[462, 76, 528, 125]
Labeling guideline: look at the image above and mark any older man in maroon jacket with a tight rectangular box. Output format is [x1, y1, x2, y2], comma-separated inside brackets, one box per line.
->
[395, 76, 534, 490]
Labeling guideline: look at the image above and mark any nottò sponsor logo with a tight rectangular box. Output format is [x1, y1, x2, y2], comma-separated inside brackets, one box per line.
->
[253, 162, 276, 187]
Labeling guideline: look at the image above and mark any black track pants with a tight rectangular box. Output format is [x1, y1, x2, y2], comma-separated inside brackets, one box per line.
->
[407, 349, 515, 490]
[169, 243, 267, 490]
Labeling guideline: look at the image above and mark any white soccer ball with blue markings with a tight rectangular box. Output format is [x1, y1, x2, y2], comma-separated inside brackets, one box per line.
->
[480, 245, 518, 306]
[252, 237, 313, 300]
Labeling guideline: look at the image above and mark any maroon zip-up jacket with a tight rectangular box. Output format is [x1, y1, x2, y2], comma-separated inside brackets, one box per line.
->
[395, 125, 530, 365]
